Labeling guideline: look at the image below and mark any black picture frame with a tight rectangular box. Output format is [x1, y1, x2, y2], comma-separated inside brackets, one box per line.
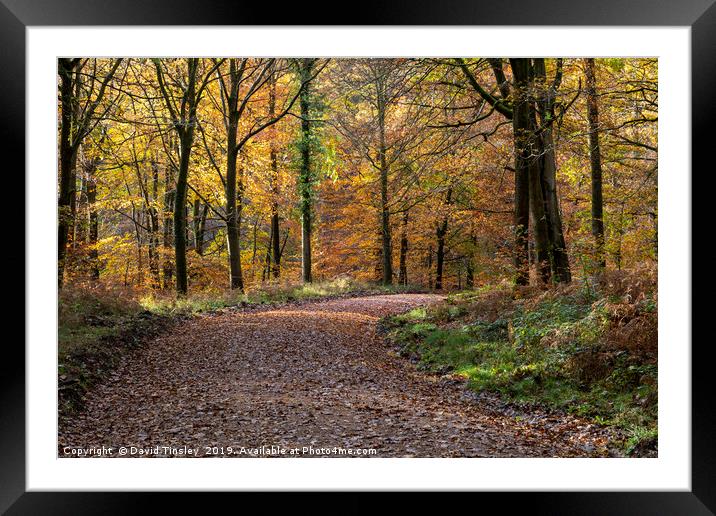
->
[5, 0, 710, 512]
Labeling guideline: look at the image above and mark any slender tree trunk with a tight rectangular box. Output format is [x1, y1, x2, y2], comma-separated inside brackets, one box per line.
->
[374, 236, 383, 283]
[162, 167, 175, 290]
[377, 86, 392, 285]
[615, 202, 625, 270]
[269, 71, 281, 279]
[222, 59, 245, 291]
[435, 227, 447, 289]
[426, 245, 433, 289]
[298, 59, 314, 283]
[75, 165, 87, 246]
[146, 162, 161, 289]
[192, 199, 201, 253]
[509, 58, 531, 286]
[192, 199, 208, 256]
[584, 58, 606, 269]
[174, 131, 192, 295]
[398, 210, 409, 286]
[225, 145, 244, 291]
[86, 159, 100, 281]
[263, 229, 273, 282]
[465, 231, 476, 288]
[435, 188, 452, 290]
[85, 159, 99, 281]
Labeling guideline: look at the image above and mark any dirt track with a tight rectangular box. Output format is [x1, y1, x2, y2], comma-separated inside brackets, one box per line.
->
[59, 294, 609, 458]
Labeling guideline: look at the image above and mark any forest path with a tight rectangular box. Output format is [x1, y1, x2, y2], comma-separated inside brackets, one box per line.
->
[59, 293, 605, 457]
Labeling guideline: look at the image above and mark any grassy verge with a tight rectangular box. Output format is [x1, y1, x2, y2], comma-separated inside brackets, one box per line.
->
[59, 278, 424, 416]
[383, 269, 657, 456]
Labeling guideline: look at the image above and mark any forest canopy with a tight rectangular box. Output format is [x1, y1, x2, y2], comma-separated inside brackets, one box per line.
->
[57, 57, 657, 295]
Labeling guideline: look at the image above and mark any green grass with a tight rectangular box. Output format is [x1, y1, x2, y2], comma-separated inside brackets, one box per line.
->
[385, 287, 658, 456]
[136, 277, 424, 315]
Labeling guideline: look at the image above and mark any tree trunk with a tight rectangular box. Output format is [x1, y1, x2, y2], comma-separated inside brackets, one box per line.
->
[533, 58, 571, 283]
[269, 71, 281, 279]
[58, 58, 120, 287]
[223, 59, 245, 291]
[584, 58, 606, 269]
[174, 131, 192, 295]
[263, 229, 273, 282]
[162, 166, 175, 290]
[86, 159, 100, 281]
[146, 162, 160, 289]
[426, 245, 433, 289]
[539, 128, 571, 282]
[225, 146, 244, 291]
[398, 210, 409, 285]
[57, 58, 78, 288]
[509, 58, 531, 286]
[465, 231, 476, 288]
[377, 85, 392, 285]
[435, 188, 452, 290]
[298, 59, 314, 283]
[192, 198, 208, 256]
[526, 130, 552, 283]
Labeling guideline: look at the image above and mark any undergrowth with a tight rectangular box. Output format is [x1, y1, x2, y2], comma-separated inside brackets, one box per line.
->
[385, 267, 658, 456]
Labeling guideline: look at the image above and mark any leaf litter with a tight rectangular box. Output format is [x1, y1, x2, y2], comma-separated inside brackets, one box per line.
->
[59, 294, 615, 457]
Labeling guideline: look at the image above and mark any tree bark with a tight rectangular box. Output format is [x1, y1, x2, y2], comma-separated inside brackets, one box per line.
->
[58, 58, 121, 287]
[509, 58, 536, 285]
[225, 145, 244, 291]
[221, 59, 245, 291]
[162, 166, 175, 290]
[154, 57, 202, 295]
[174, 127, 193, 295]
[269, 70, 281, 279]
[398, 210, 409, 286]
[533, 59, 571, 282]
[86, 158, 100, 281]
[57, 58, 79, 288]
[584, 58, 606, 269]
[376, 79, 393, 285]
[465, 230, 476, 288]
[435, 188, 452, 290]
[426, 245, 433, 289]
[146, 161, 161, 289]
[298, 59, 315, 283]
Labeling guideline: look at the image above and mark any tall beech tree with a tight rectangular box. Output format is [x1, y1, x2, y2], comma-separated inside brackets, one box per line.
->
[295, 58, 323, 284]
[456, 57, 572, 284]
[154, 58, 223, 295]
[584, 58, 606, 269]
[208, 58, 322, 290]
[268, 68, 282, 279]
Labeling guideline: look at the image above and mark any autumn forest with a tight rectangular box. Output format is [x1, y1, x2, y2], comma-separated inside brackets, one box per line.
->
[58, 57, 656, 293]
[58, 57, 659, 458]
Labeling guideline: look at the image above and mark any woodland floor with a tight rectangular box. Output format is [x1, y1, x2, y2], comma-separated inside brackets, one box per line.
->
[59, 294, 617, 458]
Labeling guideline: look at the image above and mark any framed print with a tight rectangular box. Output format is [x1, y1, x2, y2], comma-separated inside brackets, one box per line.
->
[5, 0, 712, 512]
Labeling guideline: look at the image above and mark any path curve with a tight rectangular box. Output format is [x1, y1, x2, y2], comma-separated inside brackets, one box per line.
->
[59, 294, 602, 458]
